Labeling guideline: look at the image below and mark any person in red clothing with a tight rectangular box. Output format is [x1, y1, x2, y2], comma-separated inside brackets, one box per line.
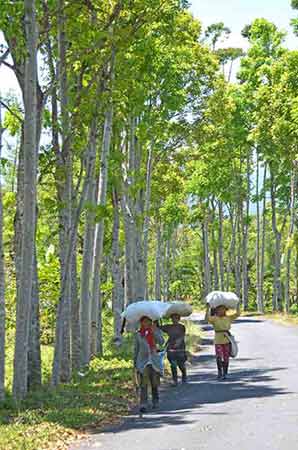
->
[134, 316, 164, 413]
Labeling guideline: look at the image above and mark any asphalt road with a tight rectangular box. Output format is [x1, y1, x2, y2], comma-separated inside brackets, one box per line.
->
[70, 315, 298, 450]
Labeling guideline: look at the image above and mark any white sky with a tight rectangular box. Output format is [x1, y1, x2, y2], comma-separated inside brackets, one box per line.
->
[190, 0, 297, 50]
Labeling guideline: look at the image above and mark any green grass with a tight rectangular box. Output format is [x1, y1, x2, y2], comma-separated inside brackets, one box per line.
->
[0, 337, 136, 450]
[261, 312, 298, 326]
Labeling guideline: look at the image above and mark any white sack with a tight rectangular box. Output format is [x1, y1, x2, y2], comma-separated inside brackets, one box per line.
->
[165, 301, 193, 318]
[206, 291, 239, 309]
[122, 300, 171, 324]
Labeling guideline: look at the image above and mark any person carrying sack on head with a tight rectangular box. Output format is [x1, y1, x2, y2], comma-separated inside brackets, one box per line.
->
[134, 316, 164, 414]
[206, 302, 240, 380]
[160, 314, 187, 386]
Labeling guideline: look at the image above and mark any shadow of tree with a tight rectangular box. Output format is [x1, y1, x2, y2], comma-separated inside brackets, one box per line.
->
[98, 364, 288, 434]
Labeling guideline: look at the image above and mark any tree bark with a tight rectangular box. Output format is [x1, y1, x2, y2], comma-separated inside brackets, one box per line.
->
[241, 153, 250, 310]
[80, 119, 98, 366]
[202, 207, 211, 297]
[28, 250, 41, 390]
[226, 205, 236, 292]
[155, 224, 162, 300]
[218, 200, 225, 291]
[256, 151, 263, 313]
[91, 95, 114, 357]
[71, 238, 80, 371]
[13, 0, 37, 400]
[163, 236, 170, 301]
[235, 202, 242, 300]
[270, 167, 282, 312]
[52, 0, 72, 384]
[211, 200, 219, 290]
[285, 167, 296, 313]
[143, 145, 153, 299]
[0, 102, 5, 401]
[260, 163, 267, 312]
[111, 189, 124, 342]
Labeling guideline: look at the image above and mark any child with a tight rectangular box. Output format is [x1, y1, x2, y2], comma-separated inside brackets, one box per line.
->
[161, 314, 187, 386]
[134, 316, 164, 413]
[206, 303, 240, 380]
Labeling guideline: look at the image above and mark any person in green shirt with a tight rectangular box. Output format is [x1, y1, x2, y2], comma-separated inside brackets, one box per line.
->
[206, 303, 240, 380]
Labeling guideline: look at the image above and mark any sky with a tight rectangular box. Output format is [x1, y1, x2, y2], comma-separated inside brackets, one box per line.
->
[190, 0, 297, 50]
[0, 1, 297, 96]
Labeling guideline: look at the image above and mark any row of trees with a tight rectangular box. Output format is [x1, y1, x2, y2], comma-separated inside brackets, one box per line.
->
[1, 0, 298, 403]
[0, 0, 218, 400]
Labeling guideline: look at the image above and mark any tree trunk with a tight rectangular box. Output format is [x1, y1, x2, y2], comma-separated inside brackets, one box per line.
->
[91, 99, 114, 357]
[27, 250, 41, 390]
[0, 103, 5, 401]
[285, 167, 296, 313]
[226, 206, 236, 292]
[155, 224, 162, 300]
[218, 200, 225, 291]
[235, 203, 242, 300]
[111, 189, 124, 342]
[211, 201, 219, 290]
[295, 249, 298, 305]
[71, 238, 80, 371]
[80, 120, 98, 366]
[13, 0, 37, 400]
[131, 128, 145, 301]
[242, 153, 250, 310]
[163, 236, 170, 301]
[122, 193, 136, 305]
[256, 151, 263, 313]
[143, 146, 153, 299]
[52, 0, 72, 385]
[202, 208, 211, 297]
[260, 163, 267, 312]
[270, 168, 282, 312]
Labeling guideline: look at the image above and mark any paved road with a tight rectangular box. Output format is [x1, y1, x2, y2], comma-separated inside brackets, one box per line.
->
[70, 315, 298, 450]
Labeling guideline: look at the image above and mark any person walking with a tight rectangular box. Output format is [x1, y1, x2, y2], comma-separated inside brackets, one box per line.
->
[134, 316, 164, 413]
[161, 314, 187, 386]
[206, 302, 240, 380]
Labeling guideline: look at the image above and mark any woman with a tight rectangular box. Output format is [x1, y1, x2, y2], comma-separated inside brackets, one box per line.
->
[206, 303, 240, 380]
[134, 316, 164, 413]
[161, 314, 187, 386]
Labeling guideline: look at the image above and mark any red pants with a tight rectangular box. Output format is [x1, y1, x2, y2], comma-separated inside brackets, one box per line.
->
[215, 344, 230, 363]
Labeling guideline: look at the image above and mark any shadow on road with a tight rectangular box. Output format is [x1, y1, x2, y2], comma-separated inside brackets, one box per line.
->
[98, 363, 289, 434]
[86, 316, 289, 437]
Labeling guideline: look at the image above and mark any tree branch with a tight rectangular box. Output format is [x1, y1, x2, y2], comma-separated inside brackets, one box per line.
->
[0, 100, 23, 123]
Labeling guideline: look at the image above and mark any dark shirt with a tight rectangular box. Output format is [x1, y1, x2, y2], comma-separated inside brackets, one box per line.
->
[161, 324, 186, 351]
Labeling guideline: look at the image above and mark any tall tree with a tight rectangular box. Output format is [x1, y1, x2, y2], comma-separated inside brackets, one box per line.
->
[13, 0, 38, 400]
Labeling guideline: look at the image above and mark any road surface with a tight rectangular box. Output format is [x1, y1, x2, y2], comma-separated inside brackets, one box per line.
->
[70, 315, 298, 450]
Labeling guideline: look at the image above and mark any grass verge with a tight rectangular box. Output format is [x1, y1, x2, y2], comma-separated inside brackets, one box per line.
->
[0, 338, 135, 450]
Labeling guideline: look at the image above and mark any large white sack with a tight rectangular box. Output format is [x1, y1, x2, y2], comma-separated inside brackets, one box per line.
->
[122, 300, 171, 324]
[206, 291, 239, 309]
[165, 301, 193, 318]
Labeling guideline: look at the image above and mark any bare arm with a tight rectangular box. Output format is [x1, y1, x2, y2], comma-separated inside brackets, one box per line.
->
[230, 303, 241, 320]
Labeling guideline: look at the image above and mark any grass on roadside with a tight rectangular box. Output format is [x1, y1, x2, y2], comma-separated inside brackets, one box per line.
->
[262, 312, 298, 326]
[0, 337, 136, 450]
